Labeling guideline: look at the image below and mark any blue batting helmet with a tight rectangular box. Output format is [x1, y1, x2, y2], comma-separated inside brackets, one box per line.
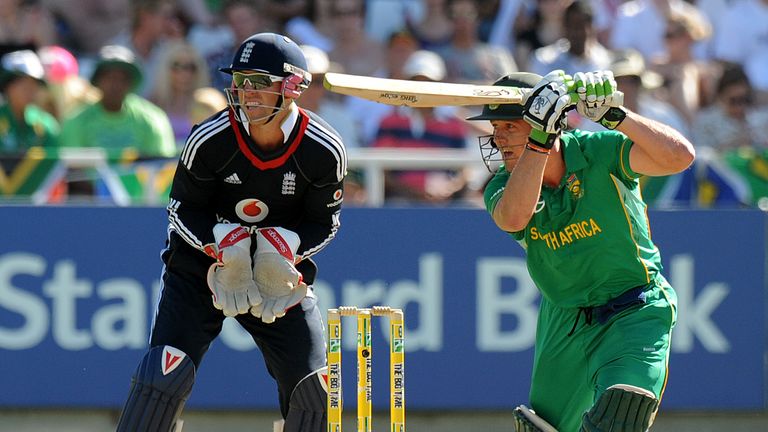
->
[220, 32, 310, 82]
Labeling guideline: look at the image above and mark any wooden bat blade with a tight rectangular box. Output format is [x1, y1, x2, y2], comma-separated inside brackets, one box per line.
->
[323, 72, 527, 107]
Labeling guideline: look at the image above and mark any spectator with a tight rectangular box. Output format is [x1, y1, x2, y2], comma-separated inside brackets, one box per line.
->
[205, 0, 263, 93]
[692, 65, 768, 153]
[110, 0, 178, 96]
[0, 49, 62, 201]
[327, 0, 385, 77]
[436, 0, 517, 83]
[609, 0, 711, 62]
[285, 0, 335, 52]
[42, 0, 130, 57]
[37, 45, 99, 121]
[406, 0, 454, 51]
[59, 45, 176, 160]
[651, 11, 717, 125]
[298, 45, 359, 148]
[344, 29, 419, 145]
[712, 0, 768, 98]
[513, 0, 572, 71]
[260, 0, 311, 33]
[299, 44, 366, 204]
[189, 87, 228, 125]
[528, 0, 613, 76]
[486, 0, 526, 53]
[0, 0, 57, 52]
[0, 50, 59, 153]
[366, 0, 424, 43]
[149, 40, 213, 146]
[371, 50, 471, 203]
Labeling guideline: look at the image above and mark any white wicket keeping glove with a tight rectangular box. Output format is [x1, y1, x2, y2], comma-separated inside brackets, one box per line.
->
[523, 70, 576, 136]
[572, 70, 626, 129]
[206, 223, 262, 317]
[250, 227, 308, 324]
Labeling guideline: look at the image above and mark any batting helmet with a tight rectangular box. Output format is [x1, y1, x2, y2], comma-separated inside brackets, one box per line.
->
[220, 32, 310, 83]
[466, 72, 542, 121]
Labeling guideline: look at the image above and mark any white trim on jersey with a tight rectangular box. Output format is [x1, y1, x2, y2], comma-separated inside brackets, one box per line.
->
[167, 198, 206, 250]
[300, 210, 341, 260]
[181, 111, 229, 170]
[305, 120, 346, 182]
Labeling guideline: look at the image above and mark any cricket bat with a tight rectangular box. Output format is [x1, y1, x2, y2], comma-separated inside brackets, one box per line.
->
[323, 72, 527, 107]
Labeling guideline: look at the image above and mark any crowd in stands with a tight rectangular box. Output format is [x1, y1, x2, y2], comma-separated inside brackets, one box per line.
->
[0, 0, 767, 208]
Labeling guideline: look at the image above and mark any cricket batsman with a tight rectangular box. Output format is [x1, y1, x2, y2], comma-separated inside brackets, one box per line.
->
[467, 70, 694, 431]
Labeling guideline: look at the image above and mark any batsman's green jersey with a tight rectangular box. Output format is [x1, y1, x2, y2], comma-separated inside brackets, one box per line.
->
[484, 129, 676, 432]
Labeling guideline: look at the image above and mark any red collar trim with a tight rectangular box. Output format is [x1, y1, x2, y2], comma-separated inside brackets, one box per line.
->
[228, 108, 308, 169]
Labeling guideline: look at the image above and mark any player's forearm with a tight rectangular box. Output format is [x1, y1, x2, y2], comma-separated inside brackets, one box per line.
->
[616, 110, 696, 175]
[493, 152, 547, 232]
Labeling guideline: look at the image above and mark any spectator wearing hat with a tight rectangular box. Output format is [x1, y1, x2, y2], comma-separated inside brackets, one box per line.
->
[59, 45, 175, 160]
[298, 45, 359, 149]
[299, 44, 366, 205]
[0, 50, 59, 154]
[0, 49, 64, 201]
[371, 49, 471, 203]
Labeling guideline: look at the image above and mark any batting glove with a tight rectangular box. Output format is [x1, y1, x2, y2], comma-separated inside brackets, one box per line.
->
[206, 224, 262, 317]
[523, 70, 576, 148]
[572, 70, 627, 129]
[250, 227, 308, 324]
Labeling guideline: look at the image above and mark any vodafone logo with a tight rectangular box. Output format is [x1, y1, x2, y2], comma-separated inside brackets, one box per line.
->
[333, 189, 342, 200]
[235, 198, 269, 223]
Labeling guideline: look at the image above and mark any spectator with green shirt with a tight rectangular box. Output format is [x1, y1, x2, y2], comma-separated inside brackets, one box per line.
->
[0, 50, 59, 154]
[59, 44, 176, 160]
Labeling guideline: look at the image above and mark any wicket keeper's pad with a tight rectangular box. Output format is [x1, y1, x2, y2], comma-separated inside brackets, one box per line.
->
[116, 345, 195, 432]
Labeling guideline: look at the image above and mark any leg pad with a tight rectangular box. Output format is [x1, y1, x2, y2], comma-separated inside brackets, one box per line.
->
[581, 385, 659, 432]
[283, 367, 327, 432]
[116, 345, 196, 432]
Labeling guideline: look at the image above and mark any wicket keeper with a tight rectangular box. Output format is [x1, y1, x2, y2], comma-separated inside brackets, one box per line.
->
[467, 70, 694, 431]
[115, 33, 345, 432]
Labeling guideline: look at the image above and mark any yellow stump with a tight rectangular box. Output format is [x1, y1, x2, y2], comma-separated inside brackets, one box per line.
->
[327, 309, 342, 432]
[389, 309, 405, 432]
[328, 306, 405, 432]
[357, 310, 372, 432]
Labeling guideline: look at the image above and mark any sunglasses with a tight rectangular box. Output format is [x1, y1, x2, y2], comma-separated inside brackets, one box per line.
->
[232, 72, 283, 89]
[172, 61, 197, 72]
[726, 95, 752, 106]
[664, 28, 687, 39]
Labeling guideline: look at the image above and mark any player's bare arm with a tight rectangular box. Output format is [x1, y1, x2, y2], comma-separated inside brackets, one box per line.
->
[573, 70, 695, 177]
[493, 71, 573, 233]
[491, 122, 550, 232]
[618, 111, 696, 176]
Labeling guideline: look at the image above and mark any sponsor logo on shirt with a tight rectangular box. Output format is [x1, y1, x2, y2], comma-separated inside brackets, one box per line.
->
[235, 198, 269, 223]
